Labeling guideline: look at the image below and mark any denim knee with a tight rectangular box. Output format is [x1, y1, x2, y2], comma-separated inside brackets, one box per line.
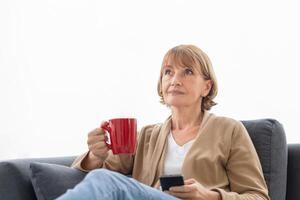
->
[85, 168, 128, 192]
[87, 168, 112, 179]
[86, 168, 125, 183]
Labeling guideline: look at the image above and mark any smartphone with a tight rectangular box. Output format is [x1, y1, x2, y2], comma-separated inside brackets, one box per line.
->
[159, 174, 184, 191]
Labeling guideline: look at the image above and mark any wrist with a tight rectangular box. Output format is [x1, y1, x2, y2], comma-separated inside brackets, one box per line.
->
[208, 190, 221, 200]
[82, 151, 103, 170]
[88, 151, 105, 164]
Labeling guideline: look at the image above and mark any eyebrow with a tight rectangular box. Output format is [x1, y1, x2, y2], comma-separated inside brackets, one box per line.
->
[163, 64, 193, 70]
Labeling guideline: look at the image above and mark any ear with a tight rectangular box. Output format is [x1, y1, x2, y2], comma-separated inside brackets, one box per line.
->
[202, 80, 212, 97]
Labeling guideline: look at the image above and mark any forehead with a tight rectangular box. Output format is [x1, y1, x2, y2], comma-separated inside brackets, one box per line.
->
[162, 50, 198, 71]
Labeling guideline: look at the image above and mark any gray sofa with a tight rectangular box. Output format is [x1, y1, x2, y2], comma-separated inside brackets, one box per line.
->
[0, 119, 299, 200]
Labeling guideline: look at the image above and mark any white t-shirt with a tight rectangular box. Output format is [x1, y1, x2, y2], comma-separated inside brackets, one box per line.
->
[163, 132, 195, 175]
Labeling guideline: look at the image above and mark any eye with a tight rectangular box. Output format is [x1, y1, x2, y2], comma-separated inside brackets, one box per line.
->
[184, 68, 194, 75]
[164, 69, 172, 75]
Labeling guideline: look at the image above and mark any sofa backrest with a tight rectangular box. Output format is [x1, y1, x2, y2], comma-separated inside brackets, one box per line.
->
[242, 119, 287, 200]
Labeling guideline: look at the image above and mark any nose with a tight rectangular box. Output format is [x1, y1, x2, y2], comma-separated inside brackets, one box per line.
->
[170, 72, 182, 86]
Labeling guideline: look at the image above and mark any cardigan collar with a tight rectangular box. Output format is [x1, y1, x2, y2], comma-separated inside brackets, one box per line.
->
[148, 110, 213, 185]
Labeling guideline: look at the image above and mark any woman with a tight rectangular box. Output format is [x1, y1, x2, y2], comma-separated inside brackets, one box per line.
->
[56, 45, 270, 200]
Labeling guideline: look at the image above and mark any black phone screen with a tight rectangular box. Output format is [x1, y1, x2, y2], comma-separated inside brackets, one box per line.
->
[159, 174, 184, 191]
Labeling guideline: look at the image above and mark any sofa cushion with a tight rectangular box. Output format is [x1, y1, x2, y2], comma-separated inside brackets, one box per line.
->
[29, 162, 87, 200]
[0, 156, 76, 200]
[241, 119, 287, 200]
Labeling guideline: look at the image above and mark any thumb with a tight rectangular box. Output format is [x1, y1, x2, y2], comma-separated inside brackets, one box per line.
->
[100, 121, 109, 130]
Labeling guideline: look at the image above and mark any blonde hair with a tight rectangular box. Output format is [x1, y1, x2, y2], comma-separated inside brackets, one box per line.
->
[157, 44, 218, 111]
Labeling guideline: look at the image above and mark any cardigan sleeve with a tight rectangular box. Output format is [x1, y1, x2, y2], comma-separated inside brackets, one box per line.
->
[71, 150, 135, 175]
[212, 122, 270, 200]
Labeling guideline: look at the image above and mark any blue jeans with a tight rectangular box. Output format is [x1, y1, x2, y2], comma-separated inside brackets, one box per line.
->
[55, 169, 179, 200]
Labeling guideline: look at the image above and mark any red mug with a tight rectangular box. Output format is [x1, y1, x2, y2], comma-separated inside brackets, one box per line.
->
[101, 118, 137, 154]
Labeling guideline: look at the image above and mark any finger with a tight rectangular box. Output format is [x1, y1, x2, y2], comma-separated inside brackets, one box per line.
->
[184, 178, 196, 185]
[90, 134, 106, 141]
[163, 191, 174, 197]
[100, 121, 108, 127]
[88, 128, 105, 137]
[88, 134, 106, 142]
[91, 145, 109, 155]
[88, 136, 106, 146]
[170, 185, 193, 193]
[168, 191, 194, 199]
[92, 148, 109, 157]
[167, 189, 193, 198]
[100, 121, 110, 132]
[89, 142, 108, 151]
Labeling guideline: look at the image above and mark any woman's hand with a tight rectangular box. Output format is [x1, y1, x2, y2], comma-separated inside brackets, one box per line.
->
[81, 122, 110, 170]
[87, 121, 110, 161]
[165, 179, 221, 200]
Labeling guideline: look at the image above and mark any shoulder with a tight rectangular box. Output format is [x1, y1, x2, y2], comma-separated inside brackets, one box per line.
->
[206, 113, 253, 152]
[208, 113, 244, 131]
[206, 113, 249, 142]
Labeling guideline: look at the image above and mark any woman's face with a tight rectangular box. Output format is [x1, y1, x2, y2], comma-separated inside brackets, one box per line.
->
[161, 60, 212, 109]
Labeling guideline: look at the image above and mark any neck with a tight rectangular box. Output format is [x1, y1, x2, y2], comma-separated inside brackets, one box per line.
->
[170, 105, 203, 131]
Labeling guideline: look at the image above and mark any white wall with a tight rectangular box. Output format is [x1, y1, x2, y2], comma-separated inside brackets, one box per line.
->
[1, 0, 299, 160]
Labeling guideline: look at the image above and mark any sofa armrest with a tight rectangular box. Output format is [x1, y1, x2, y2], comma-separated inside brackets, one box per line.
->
[286, 144, 300, 200]
[0, 156, 76, 200]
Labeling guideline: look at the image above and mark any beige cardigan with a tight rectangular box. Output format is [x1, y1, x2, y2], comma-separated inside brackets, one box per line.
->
[72, 111, 270, 200]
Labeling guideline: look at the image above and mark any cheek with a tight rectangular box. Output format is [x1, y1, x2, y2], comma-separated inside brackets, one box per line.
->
[187, 81, 201, 95]
[161, 78, 169, 92]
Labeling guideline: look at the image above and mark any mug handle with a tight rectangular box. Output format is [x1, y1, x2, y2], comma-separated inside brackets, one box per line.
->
[101, 122, 112, 150]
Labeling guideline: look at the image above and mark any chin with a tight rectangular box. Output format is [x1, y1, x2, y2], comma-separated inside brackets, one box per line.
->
[165, 100, 188, 107]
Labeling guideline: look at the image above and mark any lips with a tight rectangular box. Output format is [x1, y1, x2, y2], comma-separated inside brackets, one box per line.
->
[168, 90, 185, 95]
